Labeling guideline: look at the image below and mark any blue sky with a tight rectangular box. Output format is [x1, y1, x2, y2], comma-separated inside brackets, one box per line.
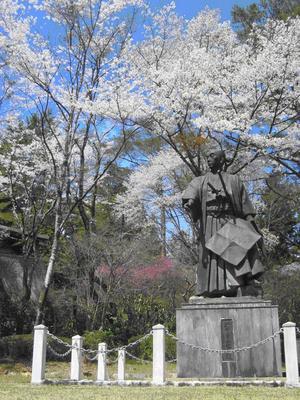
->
[31, 1, 258, 39]
[149, 0, 258, 21]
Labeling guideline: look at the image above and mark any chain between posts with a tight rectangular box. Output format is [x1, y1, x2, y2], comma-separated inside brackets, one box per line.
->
[165, 328, 283, 354]
[166, 358, 177, 363]
[107, 356, 119, 365]
[125, 350, 152, 364]
[84, 352, 99, 362]
[296, 327, 300, 336]
[47, 332, 75, 349]
[47, 343, 72, 358]
[107, 331, 153, 354]
[47, 332, 75, 358]
[46, 330, 153, 358]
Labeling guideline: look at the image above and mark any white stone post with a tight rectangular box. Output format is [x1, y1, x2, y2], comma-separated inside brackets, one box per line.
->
[31, 325, 48, 384]
[97, 342, 107, 382]
[70, 335, 83, 381]
[283, 322, 299, 387]
[118, 349, 126, 381]
[152, 324, 165, 385]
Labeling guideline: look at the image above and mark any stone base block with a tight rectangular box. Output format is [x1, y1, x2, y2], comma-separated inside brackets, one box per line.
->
[176, 297, 281, 378]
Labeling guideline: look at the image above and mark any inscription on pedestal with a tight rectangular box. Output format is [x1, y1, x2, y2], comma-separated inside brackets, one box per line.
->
[221, 318, 236, 377]
[221, 318, 234, 360]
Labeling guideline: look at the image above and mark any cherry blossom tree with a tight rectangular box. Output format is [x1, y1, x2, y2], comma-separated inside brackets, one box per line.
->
[0, 1, 299, 325]
[111, 5, 299, 269]
[0, 0, 146, 323]
[95, 5, 299, 179]
[0, 118, 56, 332]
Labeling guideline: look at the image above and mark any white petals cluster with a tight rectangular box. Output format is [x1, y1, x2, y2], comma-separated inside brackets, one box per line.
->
[0, 0, 298, 250]
[35, 0, 145, 23]
[0, 0, 146, 206]
[101, 10, 300, 166]
[114, 148, 185, 227]
[261, 228, 280, 251]
[110, 9, 300, 240]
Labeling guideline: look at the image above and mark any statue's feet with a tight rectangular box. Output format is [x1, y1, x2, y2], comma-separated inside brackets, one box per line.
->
[237, 280, 263, 298]
[188, 295, 205, 304]
[189, 295, 204, 301]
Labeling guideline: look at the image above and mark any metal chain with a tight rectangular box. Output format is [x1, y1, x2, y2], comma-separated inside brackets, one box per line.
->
[48, 331, 98, 356]
[84, 353, 119, 364]
[81, 347, 98, 356]
[84, 352, 99, 361]
[106, 332, 153, 354]
[47, 330, 153, 357]
[296, 327, 300, 336]
[83, 331, 153, 355]
[165, 329, 283, 354]
[125, 350, 152, 364]
[47, 343, 72, 358]
[166, 358, 177, 363]
[107, 356, 119, 365]
[47, 332, 75, 349]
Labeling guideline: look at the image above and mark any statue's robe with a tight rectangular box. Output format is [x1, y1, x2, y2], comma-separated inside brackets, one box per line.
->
[182, 172, 264, 297]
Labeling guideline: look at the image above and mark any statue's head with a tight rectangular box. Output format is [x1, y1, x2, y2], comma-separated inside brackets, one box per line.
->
[207, 150, 226, 172]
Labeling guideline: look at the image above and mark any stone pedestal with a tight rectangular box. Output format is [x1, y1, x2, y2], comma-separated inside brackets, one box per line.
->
[176, 297, 281, 378]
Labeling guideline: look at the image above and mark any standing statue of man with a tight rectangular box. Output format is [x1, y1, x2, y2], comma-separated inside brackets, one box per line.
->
[182, 150, 264, 298]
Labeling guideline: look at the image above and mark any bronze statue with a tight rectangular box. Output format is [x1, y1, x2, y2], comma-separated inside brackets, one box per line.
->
[182, 150, 264, 298]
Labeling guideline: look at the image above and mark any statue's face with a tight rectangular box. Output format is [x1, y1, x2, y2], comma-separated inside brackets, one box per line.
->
[207, 152, 223, 170]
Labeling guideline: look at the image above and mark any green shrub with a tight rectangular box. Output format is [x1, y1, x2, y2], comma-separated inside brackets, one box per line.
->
[127, 333, 176, 361]
[0, 333, 74, 362]
[0, 334, 33, 361]
[83, 330, 115, 350]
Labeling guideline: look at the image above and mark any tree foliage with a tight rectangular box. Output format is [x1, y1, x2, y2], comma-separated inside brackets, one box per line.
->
[0, 1, 299, 339]
[232, 0, 300, 39]
[0, 0, 146, 323]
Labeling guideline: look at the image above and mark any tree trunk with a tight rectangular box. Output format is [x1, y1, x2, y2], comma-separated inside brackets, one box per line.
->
[35, 210, 61, 325]
[160, 205, 167, 257]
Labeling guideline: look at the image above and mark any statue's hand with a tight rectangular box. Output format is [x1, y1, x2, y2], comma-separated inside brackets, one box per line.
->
[245, 214, 255, 222]
[245, 215, 267, 258]
[184, 199, 194, 210]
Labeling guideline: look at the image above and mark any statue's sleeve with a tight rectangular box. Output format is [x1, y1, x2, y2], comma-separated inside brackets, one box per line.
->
[182, 177, 201, 222]
[239, 179, 256, 217]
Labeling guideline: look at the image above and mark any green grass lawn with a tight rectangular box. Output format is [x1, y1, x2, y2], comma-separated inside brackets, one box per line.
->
[1, 362, 300, 400]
